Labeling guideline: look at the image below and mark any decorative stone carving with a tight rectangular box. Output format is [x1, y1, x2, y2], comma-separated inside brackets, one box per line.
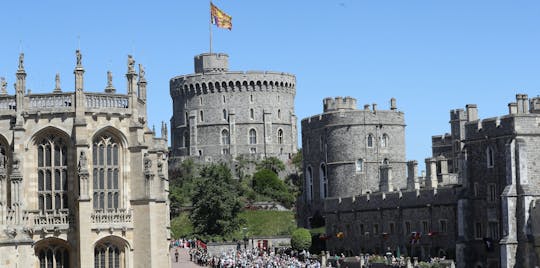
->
[54, 73, 62, 93]
[127, 55, 135, 73]
[76, 49, 82, 66]
[144, 153, 152, 172]
[18, 53, 24, 70]
[0, 77, 7, 95]
[4, 228, 16, 239]
[78, 151, 87, 171]
[139, 64, 145, 80]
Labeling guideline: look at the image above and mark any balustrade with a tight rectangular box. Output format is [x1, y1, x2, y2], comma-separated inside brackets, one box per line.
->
[29, 94, 73, 109]
[28, 209, 71, 227]
[0, 97, 16, 110]
[85, 94, 129, 109]
[91, 208, 132, 224]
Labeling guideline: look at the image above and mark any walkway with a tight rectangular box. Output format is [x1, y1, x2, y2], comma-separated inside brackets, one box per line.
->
[170, 247, 199, 268]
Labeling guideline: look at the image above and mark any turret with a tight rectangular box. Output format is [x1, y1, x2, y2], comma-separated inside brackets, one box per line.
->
[194, 53, 229, 73]
[323, 97, 357, 112]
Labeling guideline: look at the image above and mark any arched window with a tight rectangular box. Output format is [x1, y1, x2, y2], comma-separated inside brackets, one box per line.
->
[277, 129, 283, 144]
[367, 134, 374, 148]
[93, 135, 120, 210]
[306, 167, 313, 203]
[221, 129, 230, 145]
[250, 94, 254, 103]
[277, 109, 281, 119]
[183, 132, 189, 148]
[486, 146, 495, 168]
[250, 109, 254, 120]
[37, 136, 68, 213]
[356, 159, 364, 173]
[94, 241, 124, 268]
[222, 95, 226, 103]
[249, 129, 257, 145]
[383, 158, 389, 165]
[199, 97, 203, 105]
[381, 134, 389, 148]
[222, 109, 227, 120]
[199, 110, 204, 122]
[320, 164, 328, 199]
[37, 244, 69, 268]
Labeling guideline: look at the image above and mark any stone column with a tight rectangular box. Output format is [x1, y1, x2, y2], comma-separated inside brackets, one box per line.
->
[10, 157, 22, 225]
[0, 166, 5, 225]
[425, 158, 438, 189]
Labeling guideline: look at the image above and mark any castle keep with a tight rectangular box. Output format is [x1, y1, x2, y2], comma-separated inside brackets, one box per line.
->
[0, 52, 170, 268]
[169, 53, 297, 163]
[301, 94, 540, 267]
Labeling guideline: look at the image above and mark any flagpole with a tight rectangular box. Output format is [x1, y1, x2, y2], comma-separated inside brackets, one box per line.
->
[209, 1, 213, 54]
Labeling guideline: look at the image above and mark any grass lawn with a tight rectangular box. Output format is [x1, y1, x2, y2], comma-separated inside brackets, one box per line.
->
[170, 210, 296, 240]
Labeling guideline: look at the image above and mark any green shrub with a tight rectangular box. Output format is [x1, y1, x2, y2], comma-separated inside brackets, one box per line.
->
[291, 228, 312, 251]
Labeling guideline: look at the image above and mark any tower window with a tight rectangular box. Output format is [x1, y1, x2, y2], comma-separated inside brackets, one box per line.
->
[222, 95, 226, 103]
[221, 129, 230, 145]
[486, 146, 495, 168]
[320, 163, 328, 199]
[367, 134, 374, 148]
[381, 134, 389, 148]
[249, 129, 257, 144]
[199, 110, 204, 122]
[277, 109, 281, 119]
[222, 109, 227, 120]
[277, 129, 283, 144]
[356, 159, 364, 173]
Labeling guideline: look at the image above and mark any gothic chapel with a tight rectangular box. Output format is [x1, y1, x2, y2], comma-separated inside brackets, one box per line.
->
[0, 51, 170, 268]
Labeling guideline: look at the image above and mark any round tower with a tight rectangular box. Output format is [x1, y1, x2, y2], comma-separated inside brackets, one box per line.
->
[300, 97, 406, 225]
[169, 53, 297, 162]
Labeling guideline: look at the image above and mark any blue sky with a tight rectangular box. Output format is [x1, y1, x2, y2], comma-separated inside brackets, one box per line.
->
[1, 1, 539, 172]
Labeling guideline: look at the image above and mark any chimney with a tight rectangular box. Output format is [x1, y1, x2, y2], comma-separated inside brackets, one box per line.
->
[425, 158, 438, 189]
[508, 102, 517, 115]
[390, 98, 397, 111]
[407, 160, 419, 190]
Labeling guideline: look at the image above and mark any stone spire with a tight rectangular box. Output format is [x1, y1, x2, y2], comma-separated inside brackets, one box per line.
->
[161, 121, 168, 140]
[53, 73, 62, 93]
[105, 71, 116, 93]
[74, 50, 85, 92]
[138, 63, 147, 101]
[0, 77, 7, 95]
[126, 55, 137, 95]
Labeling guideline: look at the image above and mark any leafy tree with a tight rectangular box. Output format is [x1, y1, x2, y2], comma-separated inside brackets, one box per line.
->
[256, 156, 285, 174]
[291, 149, 303, 172]
[291, 228, 312, 251]
[190, 164, 245, 236]
[169, 159, 199, 215]
[252, 169, 295, 208]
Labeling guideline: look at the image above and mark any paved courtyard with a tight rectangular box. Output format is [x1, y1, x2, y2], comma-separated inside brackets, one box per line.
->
[171, 247, 199, 268]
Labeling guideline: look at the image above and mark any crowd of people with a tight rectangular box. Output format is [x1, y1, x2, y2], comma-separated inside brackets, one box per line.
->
[171, 238, 322, 267]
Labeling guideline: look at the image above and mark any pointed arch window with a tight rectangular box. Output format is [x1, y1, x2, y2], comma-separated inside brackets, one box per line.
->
[37, 136, 68, 213]
[94, 242, 124, 268]
[320, 163, 328, 199]
[277, 129, 283, 144]
[367, 134, 374, 148]
[93, 135, 120, 210]
[221, 129, 230, 145]
[37, 244, 69, 268]
[381, 134, 389, 148]
[249, 129, 257, 145]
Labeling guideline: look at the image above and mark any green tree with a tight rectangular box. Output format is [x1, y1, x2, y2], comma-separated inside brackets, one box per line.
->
[252, 169, 295, 208]
[291, 228, 312, 251]
[190, 164, 244, 237]
[256, 156, 285, 174]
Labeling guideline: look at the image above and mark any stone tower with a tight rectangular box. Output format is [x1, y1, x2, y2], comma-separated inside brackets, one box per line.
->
[299, 97, 406, 227]
[169, 53, 297, 163]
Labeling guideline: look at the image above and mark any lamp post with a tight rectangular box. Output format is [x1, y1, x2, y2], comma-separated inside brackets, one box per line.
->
[242, 227, 248, 250]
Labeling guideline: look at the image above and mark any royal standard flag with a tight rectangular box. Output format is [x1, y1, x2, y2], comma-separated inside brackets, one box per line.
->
[211, 3, 232, 30]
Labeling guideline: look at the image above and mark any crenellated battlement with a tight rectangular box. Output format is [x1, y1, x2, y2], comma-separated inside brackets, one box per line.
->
[324, 186, 459, 213]
[323, 96, 357, 112]
[169, 71, 296, 97]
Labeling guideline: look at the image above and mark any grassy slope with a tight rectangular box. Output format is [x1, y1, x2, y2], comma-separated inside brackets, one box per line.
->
[170, 210, 296, 240]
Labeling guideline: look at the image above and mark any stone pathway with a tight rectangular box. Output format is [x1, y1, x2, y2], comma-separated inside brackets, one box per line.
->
[170, 247, 200, 268]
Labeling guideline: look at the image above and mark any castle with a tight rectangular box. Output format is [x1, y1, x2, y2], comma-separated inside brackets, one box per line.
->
[169, 53, 297, 164]
[0, 52, 170, 268]
[299, 95, 540, 267]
